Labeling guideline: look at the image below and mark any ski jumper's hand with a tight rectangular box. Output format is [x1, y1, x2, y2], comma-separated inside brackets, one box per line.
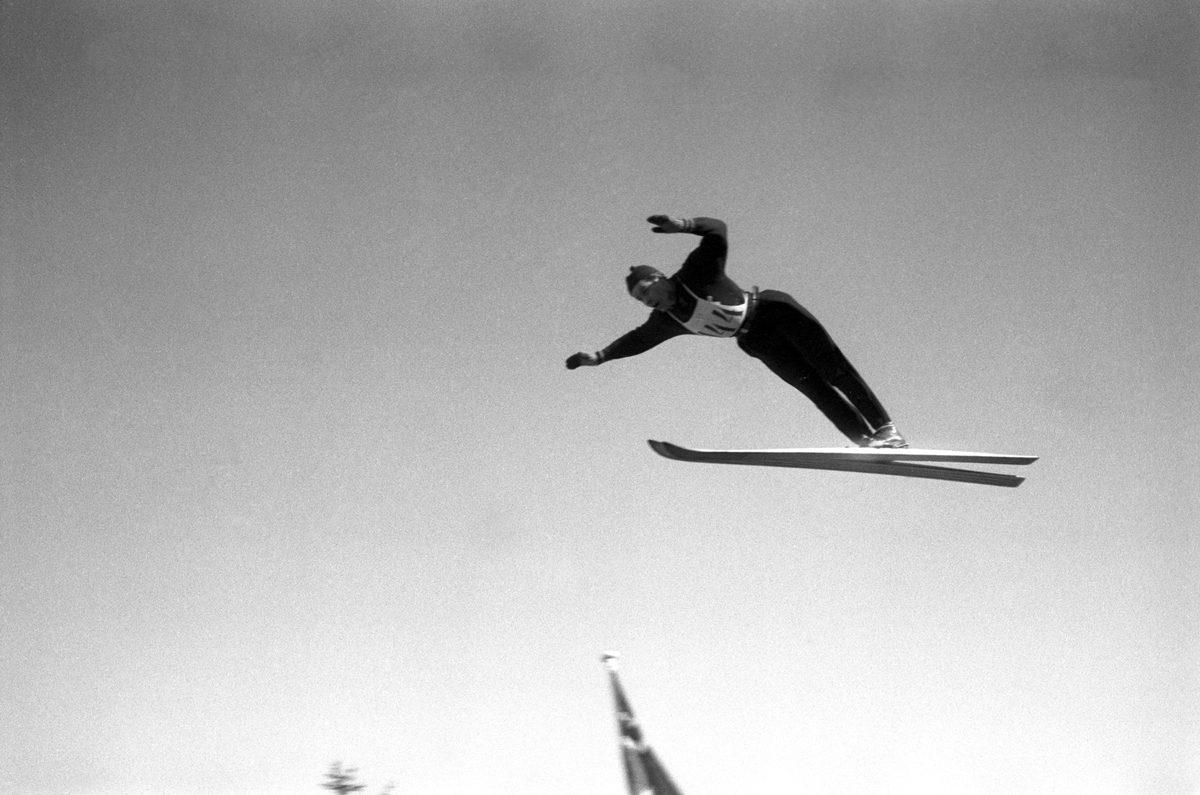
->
[565, 352, 601, 369]
[646, 215, 694, 234]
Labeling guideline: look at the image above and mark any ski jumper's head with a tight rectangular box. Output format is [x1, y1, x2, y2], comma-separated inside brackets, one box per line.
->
[626, 265, 677, 311]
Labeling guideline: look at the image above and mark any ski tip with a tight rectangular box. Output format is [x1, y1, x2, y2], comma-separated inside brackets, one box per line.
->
[646, 439, 677, 459]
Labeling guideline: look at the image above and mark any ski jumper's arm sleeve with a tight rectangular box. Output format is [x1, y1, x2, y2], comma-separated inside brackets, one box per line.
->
[687, 217, 728, 239]
[676, 218, 729, 285]
[597, 312, 690, 363]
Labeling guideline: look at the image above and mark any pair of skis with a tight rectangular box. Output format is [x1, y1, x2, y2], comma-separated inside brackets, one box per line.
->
[648, 440, 1038, 488]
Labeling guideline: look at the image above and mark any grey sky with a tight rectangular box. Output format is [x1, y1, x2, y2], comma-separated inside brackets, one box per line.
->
[2, 1, 1197, 794]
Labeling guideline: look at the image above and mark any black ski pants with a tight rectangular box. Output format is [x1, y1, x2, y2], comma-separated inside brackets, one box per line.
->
[736, 290, 892, 442]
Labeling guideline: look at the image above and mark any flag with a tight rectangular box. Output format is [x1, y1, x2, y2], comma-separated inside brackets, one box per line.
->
[602, 652, 685, 795]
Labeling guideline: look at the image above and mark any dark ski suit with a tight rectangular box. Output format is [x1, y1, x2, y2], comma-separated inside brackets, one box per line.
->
[597, 217, 893, 442]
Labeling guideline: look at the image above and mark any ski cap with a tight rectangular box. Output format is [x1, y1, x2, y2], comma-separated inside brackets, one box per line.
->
[626, 265, 664, 294]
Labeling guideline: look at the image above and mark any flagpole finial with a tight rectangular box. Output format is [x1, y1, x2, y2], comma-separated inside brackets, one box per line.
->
[601, 650, 620, 670]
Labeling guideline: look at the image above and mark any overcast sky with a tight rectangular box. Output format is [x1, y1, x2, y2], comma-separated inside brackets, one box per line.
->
[2, 1, 1197, 794]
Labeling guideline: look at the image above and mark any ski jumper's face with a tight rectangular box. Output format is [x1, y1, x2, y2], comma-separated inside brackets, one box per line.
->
[631, 277, 676, 310]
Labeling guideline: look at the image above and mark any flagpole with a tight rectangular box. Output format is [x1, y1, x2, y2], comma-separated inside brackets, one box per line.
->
[601, 652, 685, 795]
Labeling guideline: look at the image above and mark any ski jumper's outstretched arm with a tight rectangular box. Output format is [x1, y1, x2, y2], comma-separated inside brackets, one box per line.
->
[565, 303, 687, 368]
[662, 216, 729, 286]
[565, 215, 724, 369]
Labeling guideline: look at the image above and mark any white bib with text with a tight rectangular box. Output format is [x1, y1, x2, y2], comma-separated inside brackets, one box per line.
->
[672, 284, 748, 337]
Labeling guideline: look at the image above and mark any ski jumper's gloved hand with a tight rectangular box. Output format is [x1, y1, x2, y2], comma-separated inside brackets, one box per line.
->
[646, 215, 695, 234]
[565, 352, 602, 369]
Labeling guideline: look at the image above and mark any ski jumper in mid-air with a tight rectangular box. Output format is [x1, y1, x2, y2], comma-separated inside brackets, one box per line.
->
[565, 215, 908, 448]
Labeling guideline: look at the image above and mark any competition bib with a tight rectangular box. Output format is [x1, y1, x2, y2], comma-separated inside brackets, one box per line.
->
[669, 283, 749, 337]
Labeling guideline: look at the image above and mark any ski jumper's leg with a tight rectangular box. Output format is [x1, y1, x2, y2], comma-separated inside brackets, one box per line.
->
[738, 327, 874, 441]
[755, 291, 893, 431]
